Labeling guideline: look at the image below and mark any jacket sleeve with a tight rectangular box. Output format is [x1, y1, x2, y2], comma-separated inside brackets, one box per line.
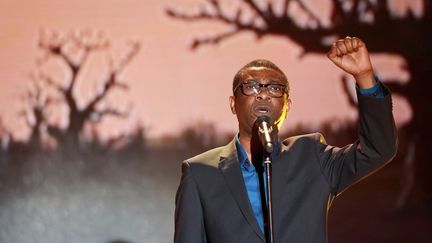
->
[315, 86, 398, 196]
[174, 161, 207, 243]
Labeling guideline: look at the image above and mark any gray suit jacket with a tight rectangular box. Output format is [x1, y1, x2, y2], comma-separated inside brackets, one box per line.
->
[174, 90, 397, 243]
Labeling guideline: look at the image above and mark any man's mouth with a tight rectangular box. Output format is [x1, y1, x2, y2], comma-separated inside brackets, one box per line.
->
[258, 107, 269, 114]
[253, 105, 271, 115]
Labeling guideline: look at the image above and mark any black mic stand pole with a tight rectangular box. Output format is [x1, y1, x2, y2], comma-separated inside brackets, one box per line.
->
[259, 118, 274, 243]
[264, 151, 274, 243]
[256, 116, 275, 243]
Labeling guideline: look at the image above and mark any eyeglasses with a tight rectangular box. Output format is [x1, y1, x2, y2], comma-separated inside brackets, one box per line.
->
[234, 81, 287, 98]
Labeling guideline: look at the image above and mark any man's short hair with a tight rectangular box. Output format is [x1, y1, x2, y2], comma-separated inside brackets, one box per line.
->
[232, 59, 290, 96]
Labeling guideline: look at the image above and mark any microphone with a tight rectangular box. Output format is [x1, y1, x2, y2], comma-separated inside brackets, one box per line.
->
[255, 115, 274, 154]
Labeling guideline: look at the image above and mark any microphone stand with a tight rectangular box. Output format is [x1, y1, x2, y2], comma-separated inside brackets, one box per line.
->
[258, 119, 275, 243]
[254, 116, 275, 243]
[264, 151, 274, 243]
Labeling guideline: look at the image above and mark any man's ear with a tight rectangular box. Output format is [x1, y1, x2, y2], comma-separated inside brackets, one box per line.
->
[286, 98, 292, 111]
[285, 98, 292, 117]
[229, 96, 236, 114]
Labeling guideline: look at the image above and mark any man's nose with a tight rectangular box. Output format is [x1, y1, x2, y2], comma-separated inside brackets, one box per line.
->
[256, 87, 271, 100]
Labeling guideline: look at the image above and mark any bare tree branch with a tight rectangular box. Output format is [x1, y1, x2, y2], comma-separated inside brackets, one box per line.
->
[341, 76, 357, 107]
[191, 29, 240, 49]
[167, 0, 273, 49]
[84, 52, 135, 119]
[35, 71, 66, 93]
[38, 29, 74, 68]
[293, 0, 321, 24]
[381, 80, 406, 95]
[90, 107, 130, 123]
[39, 29, 110, 95]
[19, 74, 63, 144]
[242, 0, 268, 21]
[111, 40, 140, 73]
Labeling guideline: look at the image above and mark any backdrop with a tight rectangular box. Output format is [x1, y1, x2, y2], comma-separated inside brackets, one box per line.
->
[0, 0, 430, 242]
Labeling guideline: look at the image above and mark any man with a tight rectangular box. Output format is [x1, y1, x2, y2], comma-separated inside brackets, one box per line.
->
[174, 37, 397, 243]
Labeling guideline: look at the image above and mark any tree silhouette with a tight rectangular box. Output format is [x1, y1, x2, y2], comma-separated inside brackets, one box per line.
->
[23, 29, 140, 148]
[0, 118, 11, 151]
[167, 0, 432, 205]
[18, 74, 60, 149]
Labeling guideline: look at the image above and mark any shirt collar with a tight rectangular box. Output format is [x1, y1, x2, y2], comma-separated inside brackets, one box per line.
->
[235, 134, 280, 170]
[235, 134, 249, 170]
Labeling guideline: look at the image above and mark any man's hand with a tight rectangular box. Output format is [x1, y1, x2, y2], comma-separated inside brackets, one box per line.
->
[328, 36, 376, 89]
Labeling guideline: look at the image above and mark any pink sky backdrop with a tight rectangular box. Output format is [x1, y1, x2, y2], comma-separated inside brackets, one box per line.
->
[0, 0, 413, 140]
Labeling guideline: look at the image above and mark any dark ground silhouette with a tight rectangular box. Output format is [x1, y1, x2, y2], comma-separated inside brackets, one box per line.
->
[0, 121, 430, 243]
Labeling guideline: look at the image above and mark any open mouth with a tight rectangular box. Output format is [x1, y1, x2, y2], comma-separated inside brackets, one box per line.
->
[253, 105, 271, 115]
[258, 107, 269, 114]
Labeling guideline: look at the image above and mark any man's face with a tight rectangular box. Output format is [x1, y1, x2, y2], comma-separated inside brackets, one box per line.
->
[229, 66, 291, 136]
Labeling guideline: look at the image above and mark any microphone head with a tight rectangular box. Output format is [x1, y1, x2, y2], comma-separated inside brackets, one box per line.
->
[255, 115, 271, 125]
[255, 115, 274, 153]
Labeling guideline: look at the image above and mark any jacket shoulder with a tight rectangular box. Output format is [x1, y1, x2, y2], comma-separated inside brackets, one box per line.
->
[185, 145, 226, 166]
[281, 132, 327, 147]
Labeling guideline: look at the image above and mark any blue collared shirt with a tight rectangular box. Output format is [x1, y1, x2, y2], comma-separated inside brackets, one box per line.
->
[235, 80, 385, 234]
[235, 136, 281, 233]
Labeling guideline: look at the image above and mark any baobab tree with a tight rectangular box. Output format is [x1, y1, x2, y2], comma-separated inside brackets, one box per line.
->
[23, 29, 140, 148]
[167, 0, 432, 205]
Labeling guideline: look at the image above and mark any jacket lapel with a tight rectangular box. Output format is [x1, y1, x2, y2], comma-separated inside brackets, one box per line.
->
[218, 138, 266, 242]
